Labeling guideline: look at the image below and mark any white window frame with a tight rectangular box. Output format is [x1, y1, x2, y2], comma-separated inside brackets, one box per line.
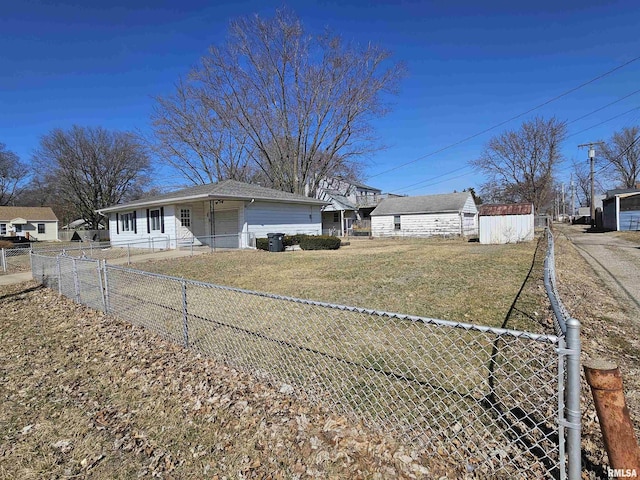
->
[180, 208, 191, 228]
[150, 209, 161, 231]
[0, 224, 5, 235]
[121, 212, 134, 232]
[393, 215, 401, 230]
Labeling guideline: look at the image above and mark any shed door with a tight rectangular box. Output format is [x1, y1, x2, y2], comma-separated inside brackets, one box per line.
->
[462, 213, 477, 236]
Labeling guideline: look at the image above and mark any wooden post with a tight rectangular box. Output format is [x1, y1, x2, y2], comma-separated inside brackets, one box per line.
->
[584, 359, 640, 475]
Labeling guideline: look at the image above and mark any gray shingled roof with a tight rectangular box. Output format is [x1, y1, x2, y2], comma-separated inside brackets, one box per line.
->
[98, 180, 327, 212]
[370, 192, 472, 216]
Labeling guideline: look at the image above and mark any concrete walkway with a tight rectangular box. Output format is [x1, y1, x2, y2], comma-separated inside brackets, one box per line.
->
[557, 224, 640, 314]
[0, 248, 212, 287]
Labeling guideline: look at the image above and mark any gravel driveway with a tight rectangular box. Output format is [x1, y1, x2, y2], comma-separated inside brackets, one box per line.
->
[557, 224, 640, 315]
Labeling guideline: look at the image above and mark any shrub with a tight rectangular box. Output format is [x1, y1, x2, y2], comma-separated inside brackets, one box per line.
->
[299, 235, 341, 250]
[256, 238, 269, 251]
[0, 240, 14, 249]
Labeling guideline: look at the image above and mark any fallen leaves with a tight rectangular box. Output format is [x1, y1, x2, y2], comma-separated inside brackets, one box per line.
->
[0, 281, 460, 479]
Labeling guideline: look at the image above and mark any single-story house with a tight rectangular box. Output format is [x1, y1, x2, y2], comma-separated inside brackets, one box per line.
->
[0, 206, 59, 242]
[96, 180, 328, 249]
[602, 187, 640, 231]
[478, 203, 535, 244]
[370, 192, 478, 238]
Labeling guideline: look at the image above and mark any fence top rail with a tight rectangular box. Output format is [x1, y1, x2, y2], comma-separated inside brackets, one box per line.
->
[104, 262, 559, 344]
[544, 228, 571, 336]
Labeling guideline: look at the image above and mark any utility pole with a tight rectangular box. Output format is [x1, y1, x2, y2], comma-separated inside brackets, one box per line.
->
[562, 182, 566, 218]
[579, 142, 605, 228]
[570, 173, 575, 218]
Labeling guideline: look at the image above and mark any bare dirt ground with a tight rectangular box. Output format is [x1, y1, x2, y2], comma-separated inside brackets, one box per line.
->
[0, 282, 459, 480]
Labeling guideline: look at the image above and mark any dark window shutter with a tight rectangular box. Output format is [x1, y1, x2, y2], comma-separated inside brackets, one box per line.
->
[146, 209, 150, 234]
[116, 213, 119, 234]
[160, 207, 165, 233]
[133, 211, 137, 234]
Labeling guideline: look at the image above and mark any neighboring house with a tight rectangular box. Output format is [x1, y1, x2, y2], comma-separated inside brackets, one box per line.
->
[316, 178, 385, 235]
[370, 192, 478, 238]
[478, 203, 535, 244]
[0, 206, 59, 241]
[96, 180, 327, 249]
[602, 187, 640, 231]
[62, 219, 106, 230]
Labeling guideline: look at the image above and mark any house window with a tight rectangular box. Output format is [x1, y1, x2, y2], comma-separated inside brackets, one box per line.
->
[15, 224, 22, 233]
[180, 208, 191, 227]
[394, 215, 401, 230]
[37, 223, 45, 234]
[150, 209, 161, 231]
[121, 212, 134, 232]
[0, 224, 5, 235]
[333, 212, 339, 222]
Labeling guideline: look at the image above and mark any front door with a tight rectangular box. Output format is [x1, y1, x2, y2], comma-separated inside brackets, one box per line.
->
[177, 207, 195, 245]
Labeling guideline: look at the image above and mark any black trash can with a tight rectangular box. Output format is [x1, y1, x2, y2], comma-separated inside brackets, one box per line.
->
[267, 233, 285, 252]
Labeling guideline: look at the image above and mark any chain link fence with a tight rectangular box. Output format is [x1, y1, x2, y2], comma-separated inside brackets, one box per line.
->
[30, 227, 581, 479]
[2, 238, 171, 274]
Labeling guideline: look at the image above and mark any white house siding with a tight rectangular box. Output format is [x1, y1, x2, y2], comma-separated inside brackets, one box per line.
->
[479, 214, 534, 244]
[245, 201, 322, 238]
[109, 206, 173, 249]
[372, 213, 461, 238]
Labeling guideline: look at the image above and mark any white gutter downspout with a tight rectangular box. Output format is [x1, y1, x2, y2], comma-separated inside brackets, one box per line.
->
[616, 196, 620, 231]
[340, 209, 345, 237]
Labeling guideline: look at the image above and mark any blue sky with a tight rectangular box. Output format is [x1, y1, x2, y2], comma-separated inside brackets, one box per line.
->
[2, 0, 640, 197]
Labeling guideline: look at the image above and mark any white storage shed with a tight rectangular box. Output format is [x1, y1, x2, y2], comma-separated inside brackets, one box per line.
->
[370, 192, 478, 238]
[478, 203, 535, 244]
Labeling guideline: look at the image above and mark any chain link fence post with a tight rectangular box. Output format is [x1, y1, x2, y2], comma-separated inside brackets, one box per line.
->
[181, 279, 189, 347]
[1, 248, 6, 273]
[102, 260, 110, 314]
[72, 257, 80, 303]
[97, 259, 106, 312]
[566, 317, 582, 480]
[56, 255, 62, 295]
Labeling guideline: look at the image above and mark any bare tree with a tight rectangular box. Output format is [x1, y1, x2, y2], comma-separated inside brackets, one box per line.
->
[151, 79, 256, 185]
[571, 159, 606, 208]
[0, 143, 29, 205]
[33, 126, 151, 229]
[471, 117, 567, 213]
[151, 8, 405, 195]
[599, 126, 640, 189]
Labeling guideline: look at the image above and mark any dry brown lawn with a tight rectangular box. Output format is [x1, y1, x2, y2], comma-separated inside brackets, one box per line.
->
[133, 237, 549, 333]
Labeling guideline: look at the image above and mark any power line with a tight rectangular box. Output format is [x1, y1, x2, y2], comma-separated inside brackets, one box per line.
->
[566, 89, 640, 126]
[566, 105, 640, 139]
[396, 100, 640, 193]
[366, 55, 640, 180]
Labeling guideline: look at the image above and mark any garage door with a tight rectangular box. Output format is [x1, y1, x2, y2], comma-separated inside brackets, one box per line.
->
[213, 209, 239, 248]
